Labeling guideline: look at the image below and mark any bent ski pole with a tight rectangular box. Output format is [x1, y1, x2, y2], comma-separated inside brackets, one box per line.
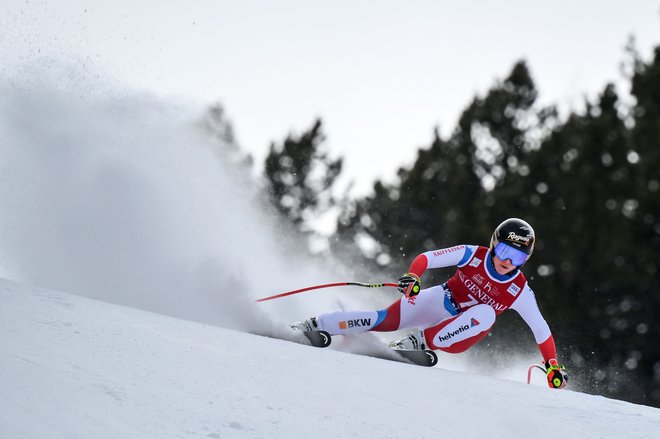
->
[527, 363, 547, 384]
[255, 281, 398, 303]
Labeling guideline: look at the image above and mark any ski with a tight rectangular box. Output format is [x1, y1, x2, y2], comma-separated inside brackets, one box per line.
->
[290, 325, 437, 367]
[302, 330, 332, 348]
[392, 349, 438, 367]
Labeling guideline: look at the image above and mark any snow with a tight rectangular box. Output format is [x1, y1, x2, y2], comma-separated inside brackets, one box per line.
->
[2, 277, 659, 439]
[1, 63, 659, 438]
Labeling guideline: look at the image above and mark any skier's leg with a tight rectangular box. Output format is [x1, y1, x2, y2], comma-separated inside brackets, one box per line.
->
[371, 284, 455, 332]
[315, 284, 451, 335]
[315, 309, 382, 335]
[423, 304, 496, 352]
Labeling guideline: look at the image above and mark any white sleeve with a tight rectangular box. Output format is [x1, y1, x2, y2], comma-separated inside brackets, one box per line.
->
[510, 284, 552, 344]
[422, 245, 476, 269]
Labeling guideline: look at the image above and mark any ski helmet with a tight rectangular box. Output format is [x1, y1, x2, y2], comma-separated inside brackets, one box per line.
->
[490, 218, 535, 263]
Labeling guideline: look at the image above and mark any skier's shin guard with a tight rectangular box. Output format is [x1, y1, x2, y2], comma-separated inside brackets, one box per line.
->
[424, 304, 496, 353]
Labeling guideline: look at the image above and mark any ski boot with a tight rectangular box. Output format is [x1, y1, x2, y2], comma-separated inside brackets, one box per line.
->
[388, 328, 428, 350]
[291, 317, 320, 332]
[291, 317, 331, 348]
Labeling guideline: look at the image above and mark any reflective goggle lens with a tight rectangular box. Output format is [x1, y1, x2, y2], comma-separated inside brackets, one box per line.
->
[494, 242, 529, 266]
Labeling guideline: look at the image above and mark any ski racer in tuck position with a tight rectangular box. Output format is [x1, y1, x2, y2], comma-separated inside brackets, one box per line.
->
[293, 218, 568, 388]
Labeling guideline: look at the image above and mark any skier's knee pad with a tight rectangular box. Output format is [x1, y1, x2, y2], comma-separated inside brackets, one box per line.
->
[424, 304, 495, 352]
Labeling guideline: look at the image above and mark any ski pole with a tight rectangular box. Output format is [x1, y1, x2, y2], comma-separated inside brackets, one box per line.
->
[527, 363, 547, 384]
[255, 281, 398, 303]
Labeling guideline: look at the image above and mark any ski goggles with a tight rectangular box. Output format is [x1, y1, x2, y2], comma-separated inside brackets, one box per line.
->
[493, 242, 530, 266]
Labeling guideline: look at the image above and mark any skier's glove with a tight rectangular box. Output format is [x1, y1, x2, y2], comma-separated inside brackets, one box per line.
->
[545, 358, 568, 389]
[397, 273, 421, 297]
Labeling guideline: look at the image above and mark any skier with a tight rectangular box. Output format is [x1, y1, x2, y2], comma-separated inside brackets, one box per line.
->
[293, 218, 568, 389]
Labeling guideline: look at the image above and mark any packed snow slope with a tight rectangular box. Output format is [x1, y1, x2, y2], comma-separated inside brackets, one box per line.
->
[2, 278, 659, 439]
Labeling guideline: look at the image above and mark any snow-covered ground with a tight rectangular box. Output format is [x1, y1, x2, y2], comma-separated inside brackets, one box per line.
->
[2, 277, 659, 439]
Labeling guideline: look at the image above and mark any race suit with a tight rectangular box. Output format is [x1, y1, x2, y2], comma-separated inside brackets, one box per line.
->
[315, 245, 557, 361]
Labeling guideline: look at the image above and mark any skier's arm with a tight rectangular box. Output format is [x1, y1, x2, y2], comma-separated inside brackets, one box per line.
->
[398, 245, 473, 297]
[407, 245, 474, 276]
[510, 285, 557, 362]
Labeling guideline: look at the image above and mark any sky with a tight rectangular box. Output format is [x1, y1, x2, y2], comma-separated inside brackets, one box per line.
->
[2, 277, 660, 438]
[2, 1, 660, 195]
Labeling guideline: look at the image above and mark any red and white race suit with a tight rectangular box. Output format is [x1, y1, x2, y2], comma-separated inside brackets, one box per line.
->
[316, 245, 557, 362]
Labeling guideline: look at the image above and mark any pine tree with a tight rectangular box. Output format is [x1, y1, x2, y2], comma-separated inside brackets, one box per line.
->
[627, 45, 660, 406]
[264, 119, 342, 230]
[336, 61, 547, 270]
